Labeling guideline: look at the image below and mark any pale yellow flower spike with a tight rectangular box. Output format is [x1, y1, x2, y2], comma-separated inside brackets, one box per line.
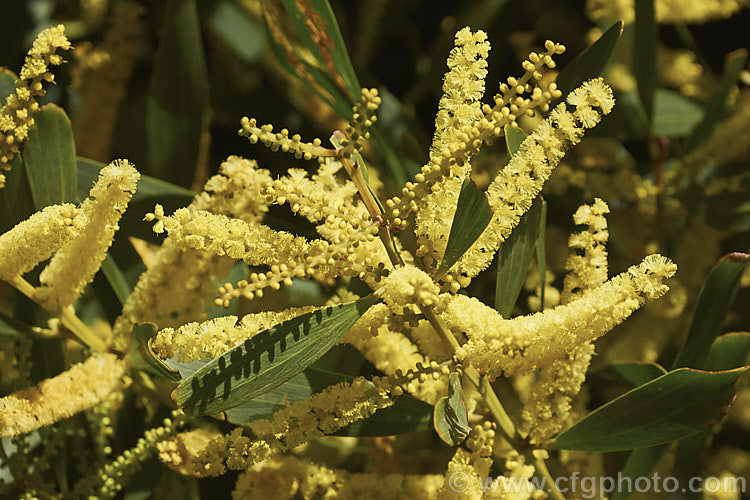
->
[35, 160, 140, 312]
[416, 28, 489, 269]
[449, 78, 615, 286]
[586, 0, 750, 24]
[232, 456, 443, 500]
[0, 204, 81, 282]
[158, 375, 396, 476]
[384, 37, 565, 231]
[521, 199, 610, 444]
[0, 353, 128, 437]
[446, 254, 676, 378]
[151, 305, 317, 362]
[0, 25, 71, 188]
[111, 157, 272, 351]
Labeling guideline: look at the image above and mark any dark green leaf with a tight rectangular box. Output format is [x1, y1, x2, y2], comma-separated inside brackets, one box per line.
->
[0, 154, 34, 233]
[504, 124, 527, 161]
[436, 178, 493, 278]
[652, 90, 703, 137]
[100, 254, 131, 306]
[337, 394, 433, 437]
[705, 332, 750, 371]
[536, 198, 548, 311]
[612, 445, 670, 500]
[594, 361, 668, 388]
[23, 104, 77, 208]
[208, 1, 264, 64]
[634, 0, 657, 120]
[549, 367, 747, 451]
[146, 0, 208, 187]
[130, 323, 181, 382]
[0, 311, 34, 341]
[309, 0, 361, 100]
[495, 196, 542, 317]
[0, 68, 16, 99]
[555, 21, 623, 98]
[673, 332, 750, 485]
[172, 296, 378, 416]
[685, 49, 748, 153]
[672, 252, 749, 369]
[433, 372, 471, 446]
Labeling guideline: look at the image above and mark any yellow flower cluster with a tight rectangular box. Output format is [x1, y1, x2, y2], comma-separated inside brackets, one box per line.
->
[158, 375, 397, 476]
[0, 25, 71, 188]
[112, 156, 273, 350]
[36, 160, 140, 312]
[586, 0, 750, 24]
[450, 79, 615, 283]
[0, 353, 127, 437]
[444, 254, 676, 378]
[232, 456, 444, 500]
[562, 198, 610, 303]
[151, 305, 316, 361]
[386, 32, 565, 232]
[0, 204, 81, 281]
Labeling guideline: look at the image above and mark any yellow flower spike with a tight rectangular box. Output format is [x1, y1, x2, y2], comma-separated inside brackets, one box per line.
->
[35, 159, 140, 313]
[0, 353, 128, 437]
[586, 0, 750, 24]
[447, 78, 615, 282]
[0, 203, 82, 281]
[0, 25, 71, 188]
[446, 254, 676, 378]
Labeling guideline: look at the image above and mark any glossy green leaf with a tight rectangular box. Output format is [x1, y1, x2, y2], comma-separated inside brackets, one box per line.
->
[672, 332, 750, 485]
[503, 124, 526, 161]
[309, 0, 361, 100]
[652, 90, 703, 137]
[594, 361, 668, 388]
[208, 1, 264, 64]
[555, 21, 623, 98]
[495, 197, 542, 317]
[0, 68, 16, 99]
[549, 367, 747, 451]
[0, 154, 34, 233]
[685, 49, 747, 153]
[436, 178, 493, 278]
[100, 254, 131, 306]
[221, 367, 433, 436]
[536, 198, 548, 311]
[672, 252, 749, 369]
[172, 296, 378, 416]
[634, 0, 657, 120]
[612, 445, 670, 500]
[0, 311, 34, 341]
[130, 323, 181, 382]
[434, 372, 471, 446]
[23, 104, 77, 209]
[146, 0, 208, 187]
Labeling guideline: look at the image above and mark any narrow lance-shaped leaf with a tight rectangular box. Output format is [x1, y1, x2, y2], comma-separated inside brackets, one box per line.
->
[672, 332, 750, 488]
[495, 125, 542, 317]
[23, 104, 78, 209]
[555, 21, 623, 99]
[536, 198, 548, 311]
[652, 89, 704, 138]
[172, 295, 378, 416]
[130, 323, 181, 382]
[100, 254, 131, 306]
[685, 49, 748, 153]
[593, 361, 668, 388]
[612, 445, 670, 500]
[672, 252, 749, 369]
[436, 178, 493, 278]
[146, 0, 208, 187]
[549, 367, 747, 452]
[433, 372, 471, 446]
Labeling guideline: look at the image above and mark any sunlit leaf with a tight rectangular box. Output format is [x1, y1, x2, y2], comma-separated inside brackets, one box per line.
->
[433, 372, 471, 446]
[172, 296, 378, 416]
[130, 323, 181, 382]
